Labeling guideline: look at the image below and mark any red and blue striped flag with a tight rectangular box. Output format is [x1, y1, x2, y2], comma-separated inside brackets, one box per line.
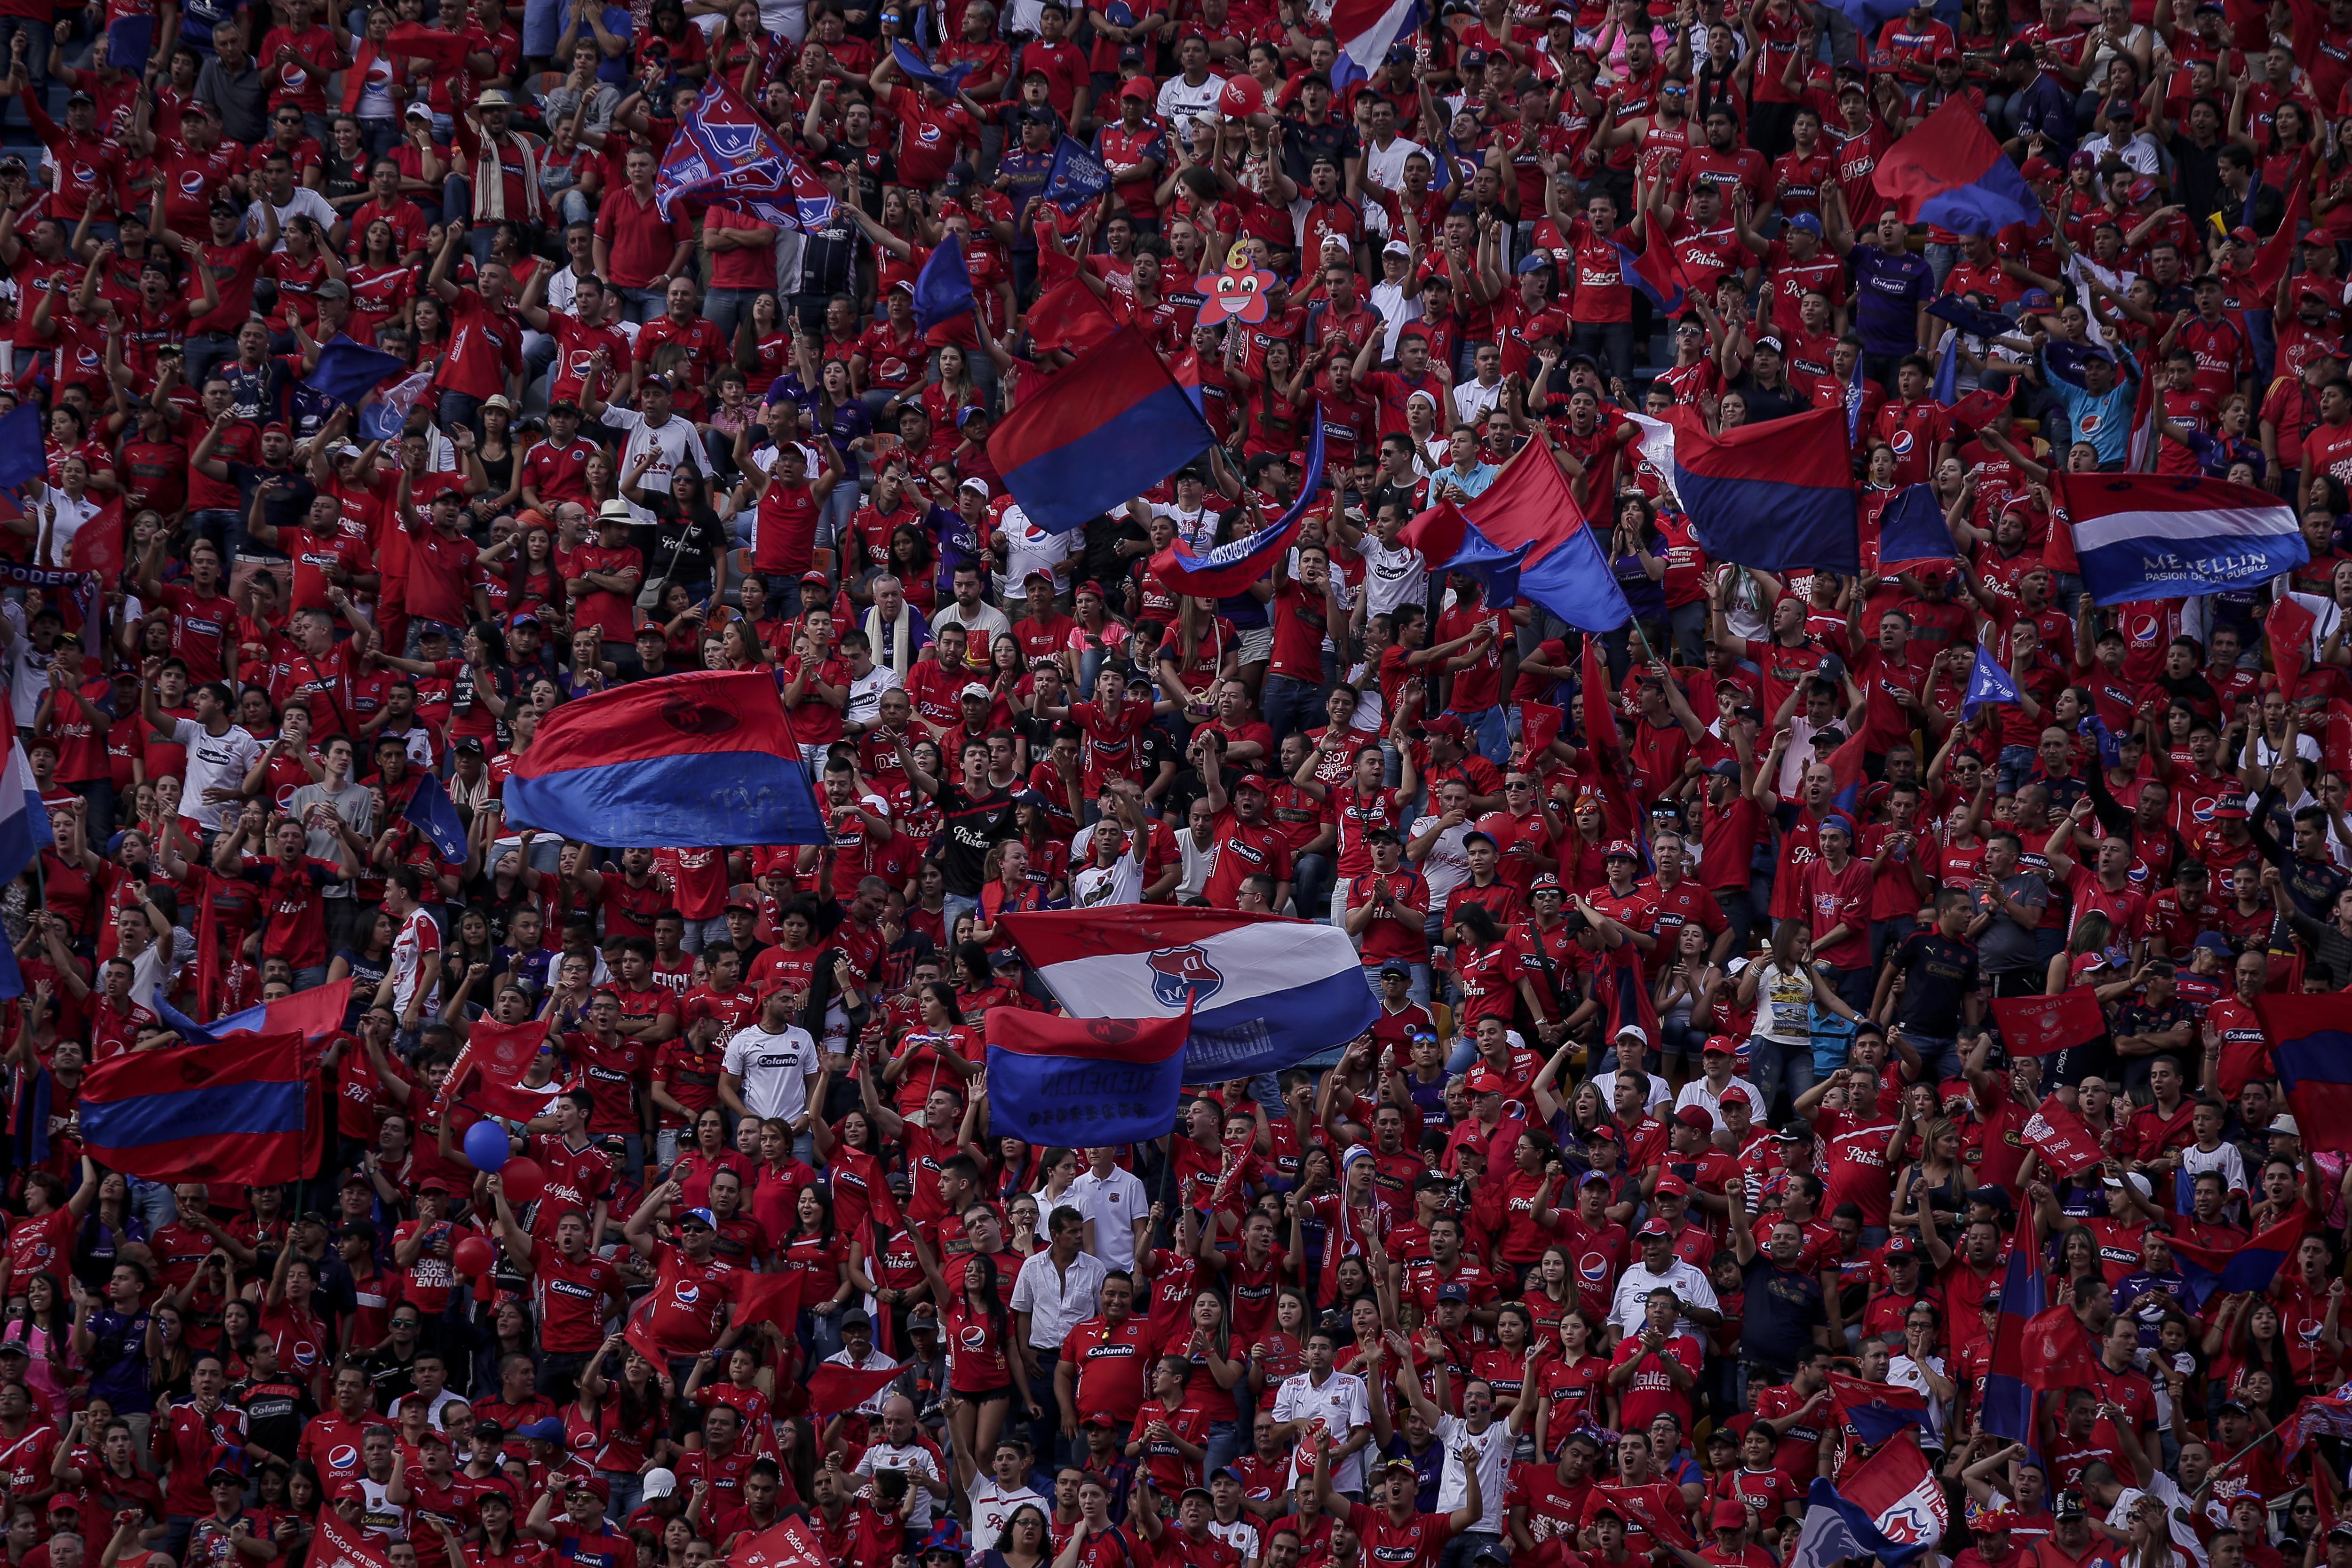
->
[80, 1032, 311, 1185]
[987, 326, 1216, 533]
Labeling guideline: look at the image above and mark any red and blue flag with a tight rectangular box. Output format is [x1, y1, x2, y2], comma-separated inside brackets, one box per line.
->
[2170, 1211, 2303, 1310]
[1399, 436, 1634, 633]
[987, 326, 1216, 533]
[504, 670, 826, 848]
[401, 772, 469, 862]
[1665, 405, 1859, 575]
[1829, 1372, 1932, 1447]
[1872, 95, 2042, 234]
[913, 236, 973, 334]
[1875, 484, 1957, 571]
[1609, 229, 1689, 314]
[2265, 994, 2352, 1156]
[79, 1032, 311, 1185]
[983, 1009, 1192, 1146]
[1150, 422, 1325, 597]
[1981, 1199, 2047, 1444]
[654, 79, 834, 231]
[154, 978, 354, 1046]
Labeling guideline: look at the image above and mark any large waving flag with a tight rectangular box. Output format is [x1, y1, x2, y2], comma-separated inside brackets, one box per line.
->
[1875, 484, 1957, 570]
[890, 40, 975, 97]
[2170, 1211, 2302, 1310]
[1323, 0, 1422, 89]
[1806, 1435, 1946, 1568]
[1400, 435, 1634, 632]
[2054, 472, 2309, 608]
[503, 670, 825, 847]
[2265, 993, 2352, 1156]
[984, 1009, 1192, 1145]
[654, 79, 833, 231]
[1873, 95, 2042, 234]
[0, 740, 52, 1000]
[1665, 405, 1858, 574]
[305, 335, 409, 409]
[80, 1033, 311, 1184]
[995, 907, 1380, 1081]
[359, 367, 435, 443]
[1150, 422, 1326, 597]
[1980, 1202, 2046, 1445]
[154, 978, 354, 1047]
[988, 326, 1216, 533]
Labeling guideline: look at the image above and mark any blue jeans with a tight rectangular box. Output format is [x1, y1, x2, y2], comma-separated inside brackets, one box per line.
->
[1291, 852, 1333, 923]
[1203, 1419, 1241, 1478]
[618, 286, 667, 323]
[1997, 743, 2036, 797]
[1449, 704, 1510, 765]
[599, 1470, 643, 1523]
[437, 390, 483, 437]
[705, 286, 764, 341]
[1262, 671, 1325, 748]
[1748, 1035, 1815, 1121]
[1903, 1031, 1963, 1082]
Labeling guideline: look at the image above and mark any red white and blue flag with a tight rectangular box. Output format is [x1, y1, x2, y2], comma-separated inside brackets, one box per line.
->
[80, 1032, 311, 1185]
[1318, 0, 1422, 88]
[2265, 993, 2352, 1156]
[988, 326, 1217, 533]
[504, 670, 826, 848]
[2170, 1211, 2302, 1310]
[1828, 1372, 1932, 1446]
[996, 907, 1379, 1081]
[1151, 422, 1325, 598]
[1788, 1434, 1945, 1568]
[2054, 472, 2308, 609]
[984, 1009, 1192, 1146]
[654, 80, 834, 232]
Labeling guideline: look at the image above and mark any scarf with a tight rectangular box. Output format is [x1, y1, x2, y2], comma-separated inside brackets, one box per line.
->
[862, 603, 927, 679]
[471, 126, 543, 225]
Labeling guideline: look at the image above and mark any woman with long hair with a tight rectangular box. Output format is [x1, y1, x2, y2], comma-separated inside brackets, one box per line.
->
[74, 1170, 145, 1291]
[1176, 1288, 1247, 1475]
[2205, 1294, 2299, 1418]
[922, 1249, 1033, 1492]
[1532, 1308, 1605, 1457]
[1473, 1302, 1540, 1429]
[1029, 1146, 1081, 1220]
[669, 1107, 752, 1209]
[5, 1273, 71, 1404]
[782, 1185, 853, 1359]
[1519, 1246, 1579, 1342]
[578, 1334, 674, 1522]
[1247, 1289, 1309, 1399]
[326, 908, 397, 1030]
[888, 523, 938, 612]
[1890, 1117, 1968, 1246]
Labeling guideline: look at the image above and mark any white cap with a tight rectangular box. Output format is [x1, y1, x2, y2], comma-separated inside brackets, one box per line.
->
[959, 477, 990, 495]
[640, 1469, 678, 1501]
[1382, 239, 1411, 257]
[961, 681, 992, 700]
[2272, 1115, 2302, 1138]
[1615, 1024, 1648, 1043]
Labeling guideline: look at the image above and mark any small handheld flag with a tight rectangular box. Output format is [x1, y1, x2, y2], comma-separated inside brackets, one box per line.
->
[912, 236, 974, 334]
[400, 772, 470, 862]
[1961, 643, 2022, 719]
[1042, 135, 1112, 212]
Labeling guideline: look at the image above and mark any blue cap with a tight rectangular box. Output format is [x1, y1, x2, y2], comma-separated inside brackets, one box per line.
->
[1516, 253, 1555, 274]
[516, 1418, 567, 1441]
[679, 1207, 718, 1230]
[1786, 212, 1823, 236]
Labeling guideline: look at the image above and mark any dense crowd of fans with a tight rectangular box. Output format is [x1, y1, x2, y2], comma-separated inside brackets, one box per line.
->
[0, 1, 2349, 1568]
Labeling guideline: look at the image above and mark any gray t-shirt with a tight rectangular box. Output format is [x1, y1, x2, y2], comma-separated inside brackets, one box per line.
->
[1978, 873, 2050, 974]
[287, 779, 375, 899]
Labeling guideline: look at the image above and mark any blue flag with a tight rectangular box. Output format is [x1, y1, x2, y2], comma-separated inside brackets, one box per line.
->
[891, 40, 973, 98]
[1043, 135, 1111, 212]
[0, 403, 43, 494]
[912, 235, 973, 334]
[1931, 330, 1960, 404]
[2043, 340, 2113, 390]
[401, 772, 470, 862]
[1876, 484, 1955, 568]
[305, 335, 409, 409]
[1844, 353, 1867, 445]
[1962, 643, 2022, 719]
[105, 14, 152, 71]
[1928, 294, 2017, 342]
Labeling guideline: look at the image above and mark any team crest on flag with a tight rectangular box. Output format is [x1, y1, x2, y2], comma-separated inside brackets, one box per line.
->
[1148, 946, 1223, 1008]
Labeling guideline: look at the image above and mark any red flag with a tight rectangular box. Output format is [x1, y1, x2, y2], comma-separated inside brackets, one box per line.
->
[731, 1270, 805, 1329]
[1595, 1483, 1694, 1549]
[1988, 988, 2107, 1057]
[386, 21, 473, 68]
[2020, 1093, 2107, 1177]
[64, 497, 124, 580]
[2017, 1304, 2102, 1390]
[313, 1499, 401, 1568]
[727, 1517, 828, 1568]
[2247, 150, 2316, 302]
[803, 1361, 903, 1414]
[191, 867, 222, 1022]
[1519, 700, 1565, 759]
[2271, 595, 2320, 702]
[622, 1294, 665, 1367]
[1027, 275, 1119, 359]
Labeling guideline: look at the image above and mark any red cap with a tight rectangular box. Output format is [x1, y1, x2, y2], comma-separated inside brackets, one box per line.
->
[1463, 1067, 1506, 1095]
[1713, 1501, 1749, 1530]
[1672, 1107, 1712, 1131]
[1603, 839, 1640, 860]
[1655, 1173, 1692, 1195]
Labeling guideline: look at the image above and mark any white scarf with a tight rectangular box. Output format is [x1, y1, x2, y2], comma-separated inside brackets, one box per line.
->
[864, 604, 914, 679]
[472, 126, 543, 225]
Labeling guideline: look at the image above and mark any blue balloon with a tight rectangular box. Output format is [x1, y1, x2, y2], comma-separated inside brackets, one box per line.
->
[463, 1119, 512, 1173]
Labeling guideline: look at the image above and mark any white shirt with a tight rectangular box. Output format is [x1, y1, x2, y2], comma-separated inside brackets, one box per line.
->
[1271, 1370, 1371, 1494]
[721, 1023, 821, 1122]
[969, 1478, 1046, 1547]
[1009, 1247, 1110, 1350]
[1065, 1164, 1150, 1271]
[1407, 814, 1471, 908]
[171, 718, 265, 835]
[1156, 72, 1226, 149]
[853, 1441, 942, 1532]
[1607, 1257, 1718, 1340]
[2108, 1476, 2207, 1568]
[1673, 1074, 1743, 1132]
[931, 597, 1012, 651]
[1434, 1413, 1510, 1535]
[1071, 840, 1144, 909]
[389, 906, 442, 1016]
[1358, 534, 1426, 621]
[993, 506, 1077, 600]
[244, 187, 341, 249]
[600, 405, 713, 498]
[1362, 134, 1427, 192]
[1453, 378, 1507, 426]
[844, 661, 901, 728]
[1592, 1068, 1674, 1114]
